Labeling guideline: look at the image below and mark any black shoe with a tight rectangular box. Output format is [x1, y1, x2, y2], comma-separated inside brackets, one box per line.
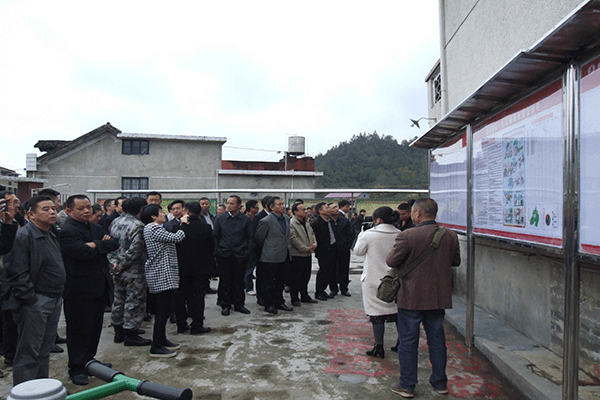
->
[104, 305, 111, 313]
[234, 306, 251, 314]
[221, 307, 231, 316]
[124, 329, 152, 347]
[292, 301, 301, 307]
[207, 288, 217, 294]
[163, 339, 181, 350]
[150, 346, 177, 358]
[265, 306, 278, 314]
[50, 344, 64, 353]
[391, 339, 399, 352]
[177, 324, 190, 334]
[137, 328, 145, 335]
[257, 298, 265, 307]
[327, 292, 337, 298]
[55, 334, 67, 344]
[301, 297, 318, 303]
[169, 313, 177, 324]
[143, 313, 152, 322]
[190, 327, 211, 335]
[70, 371, 89, 385]
[366, 343, 385, 359]
[341, 291, 351, 297]
[315, 294, 328, 301]
[114, 326, 125, 343]
[275, 303, 293, 311]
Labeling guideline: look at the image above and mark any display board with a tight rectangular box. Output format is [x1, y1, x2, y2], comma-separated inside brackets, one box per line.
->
[580, 55, 600, 255]
[472, 81, 563, 247]
[430, 135, 467, 232]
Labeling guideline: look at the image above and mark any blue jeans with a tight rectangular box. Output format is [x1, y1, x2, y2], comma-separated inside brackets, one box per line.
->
[397, 308, 447, 390]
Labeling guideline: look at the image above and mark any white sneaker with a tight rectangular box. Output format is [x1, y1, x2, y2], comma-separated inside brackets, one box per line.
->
[246, 290, 256, 296]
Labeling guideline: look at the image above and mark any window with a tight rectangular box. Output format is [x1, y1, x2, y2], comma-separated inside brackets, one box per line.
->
[122, 140, 149, 155]
[433, 74, 442, 104]
[122, 177, 148, 197]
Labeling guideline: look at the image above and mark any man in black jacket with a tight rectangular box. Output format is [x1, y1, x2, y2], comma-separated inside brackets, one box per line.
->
[311, 202, 337, 301]
[4, 195, 65, 386]
[329, 203, 354, 297]
[60, 195, 119, 385]
[0, 190, 18, 256]
[174, 201, 214, 334]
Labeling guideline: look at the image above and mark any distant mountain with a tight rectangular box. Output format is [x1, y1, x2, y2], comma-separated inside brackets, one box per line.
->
[314, 132, 428, 190]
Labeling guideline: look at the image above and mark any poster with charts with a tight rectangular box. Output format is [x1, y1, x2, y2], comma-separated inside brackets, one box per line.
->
[430, 135, 467, 232]
[580, 55, 600, 255]
[472, 81, 563, 247]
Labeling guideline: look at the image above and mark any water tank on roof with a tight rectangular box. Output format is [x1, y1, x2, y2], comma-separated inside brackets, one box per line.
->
[288, 136, 305, 156]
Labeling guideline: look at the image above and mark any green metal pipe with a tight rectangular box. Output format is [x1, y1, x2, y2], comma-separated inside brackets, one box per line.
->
[65, 374, 141, 400]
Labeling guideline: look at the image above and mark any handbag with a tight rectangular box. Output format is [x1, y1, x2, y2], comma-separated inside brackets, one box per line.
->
[376, 227, 446, 303]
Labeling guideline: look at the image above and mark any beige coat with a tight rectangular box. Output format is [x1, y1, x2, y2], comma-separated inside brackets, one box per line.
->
[290, 215, 317, 257]
[353, 223, 400, 316]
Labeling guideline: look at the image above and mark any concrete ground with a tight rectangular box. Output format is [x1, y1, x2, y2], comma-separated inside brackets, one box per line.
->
[1, 254, 527, 400]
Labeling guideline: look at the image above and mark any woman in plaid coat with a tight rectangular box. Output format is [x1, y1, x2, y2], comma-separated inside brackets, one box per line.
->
[141, 204, 187, 358]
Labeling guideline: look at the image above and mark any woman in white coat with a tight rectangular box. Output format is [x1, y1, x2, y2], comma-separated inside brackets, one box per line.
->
[353, 206, 400, 359]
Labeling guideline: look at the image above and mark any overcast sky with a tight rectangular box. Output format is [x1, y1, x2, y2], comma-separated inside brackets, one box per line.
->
[0, 1, 440, 173]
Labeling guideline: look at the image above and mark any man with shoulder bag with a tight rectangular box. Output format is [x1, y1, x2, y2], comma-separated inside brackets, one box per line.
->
[385, 198, 461, 398]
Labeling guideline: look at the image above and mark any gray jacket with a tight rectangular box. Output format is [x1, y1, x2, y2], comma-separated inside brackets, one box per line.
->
[255, 213, 291, 263]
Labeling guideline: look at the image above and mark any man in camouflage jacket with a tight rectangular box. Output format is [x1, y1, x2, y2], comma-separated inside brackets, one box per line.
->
[107, 197, 151, 346]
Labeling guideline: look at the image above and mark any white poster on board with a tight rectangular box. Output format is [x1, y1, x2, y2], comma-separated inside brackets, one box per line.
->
[472, 82, 563, 247]
[580, 55, 600, 255]
[430, 135, 467, 232]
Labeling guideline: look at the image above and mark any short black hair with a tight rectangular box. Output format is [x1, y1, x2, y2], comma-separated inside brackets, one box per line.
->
[141, 204, 162, 224]
[228, 195, 241, 206]
[398, 203, 411, 211]
[146, 191, 162, 200]
[266, 196, 281, 209]
[92, 204, 103, 214]
[413, 198, 437, 218]
[123, 197, 147, 216]
[0, 190, 14, 199]
[115, 196, 128, 207]
[246, 200, 258, 210]
[38, 188, 60, 199]
[26, 195, 53, 213]
[291, 202, 304, 214]
[294, 199, 304, 204]
[199, 197, 210, 202]
[261, 196, 272, 208]
[315, 202, 327, 213]
[185, 201, 201, 216]
[170, 199, 185, 209]
[339, 199, 350, 208]
[103, 199, 114, 212]
[65, 195, 90, 210]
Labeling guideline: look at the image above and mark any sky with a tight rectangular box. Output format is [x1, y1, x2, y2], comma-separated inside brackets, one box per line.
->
[0, 1, 440, 174]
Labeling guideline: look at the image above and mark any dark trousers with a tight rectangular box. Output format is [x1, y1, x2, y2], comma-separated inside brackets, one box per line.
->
[255, 253, 264, 301]
[244, 251, 257, 292]
[64, 294, 107, 375]
[315, 247, 336, 295]
[2, 309, 18, 361]
[153, 289, 175, 348]
[289, 256, 312, 302]
[332, 247, 351, 293]
[175, 275, 208, 330]
[217, 255, 247, 308]
[261, 260, 290, 307]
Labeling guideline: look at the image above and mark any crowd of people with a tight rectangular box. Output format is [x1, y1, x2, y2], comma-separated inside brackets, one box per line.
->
[0, 187, 460, 398]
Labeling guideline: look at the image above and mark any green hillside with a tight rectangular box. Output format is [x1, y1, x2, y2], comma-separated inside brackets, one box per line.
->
[314, 132, 428, 189]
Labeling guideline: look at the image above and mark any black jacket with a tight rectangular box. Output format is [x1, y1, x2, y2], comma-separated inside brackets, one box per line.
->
[176, 215, 215, 276]
[60, 218, 119, 299]
[330, 216, 354, 250]
[0, 221, 18, 256]
[311, 216, 335, 260]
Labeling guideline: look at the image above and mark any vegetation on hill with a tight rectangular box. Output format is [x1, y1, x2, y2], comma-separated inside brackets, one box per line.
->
[314, 132, 428, 190]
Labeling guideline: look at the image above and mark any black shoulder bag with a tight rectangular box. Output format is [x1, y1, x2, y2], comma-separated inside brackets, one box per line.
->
[376, 227, 446, 303]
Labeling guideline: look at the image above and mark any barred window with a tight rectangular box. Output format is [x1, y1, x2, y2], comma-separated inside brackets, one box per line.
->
[122, 177, 148, 197]
[433, 74, 442, 104]
[122, 140, 149, 155]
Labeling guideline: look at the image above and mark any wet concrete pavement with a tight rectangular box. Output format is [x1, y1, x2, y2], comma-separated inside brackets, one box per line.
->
[0, 255, 527, 399]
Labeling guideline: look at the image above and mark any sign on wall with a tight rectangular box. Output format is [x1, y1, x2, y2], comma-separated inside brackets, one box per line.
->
[472, 81, 563, 247]
[580, 55, 600, 255]
[430, 134, 467, 232]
